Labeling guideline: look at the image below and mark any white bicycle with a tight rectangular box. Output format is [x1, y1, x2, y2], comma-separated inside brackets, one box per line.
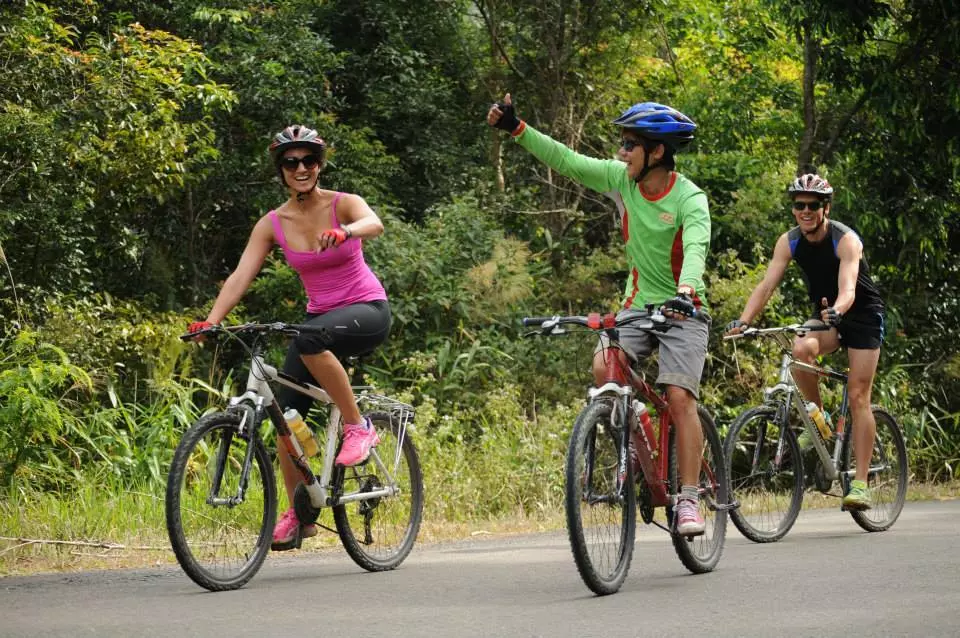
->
[165, 322, 423, 591]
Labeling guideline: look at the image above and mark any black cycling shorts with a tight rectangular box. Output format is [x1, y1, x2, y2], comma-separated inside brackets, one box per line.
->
[837, 310, 884, 350]
[808, 310, 884, 350]
[278, 300, 391, 417]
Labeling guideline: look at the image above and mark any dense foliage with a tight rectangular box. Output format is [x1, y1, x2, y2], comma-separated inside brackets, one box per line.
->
[1, 0, 957, 501]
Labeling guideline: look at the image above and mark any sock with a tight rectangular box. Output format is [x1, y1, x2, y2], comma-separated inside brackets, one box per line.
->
[681, 484, 699, 503]
[346, 417, 370, 431]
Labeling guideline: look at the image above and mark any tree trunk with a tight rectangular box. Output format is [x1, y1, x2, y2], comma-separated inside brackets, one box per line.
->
[477, 0, 506, 191]
[798, 19, 818, 171]
[491, 131, 505, 192]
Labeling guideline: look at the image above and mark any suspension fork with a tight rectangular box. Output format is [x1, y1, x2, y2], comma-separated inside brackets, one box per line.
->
[615, 395, 631, 494]
[208, 404, 262, 507]
[770, 399, 792, 471]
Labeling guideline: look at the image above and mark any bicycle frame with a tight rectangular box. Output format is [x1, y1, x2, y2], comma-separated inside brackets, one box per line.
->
[766, 352, 850, 482]
[222, 349, 412, 511]
[732, 325, 889, 485]
[592, 338, 701, 510]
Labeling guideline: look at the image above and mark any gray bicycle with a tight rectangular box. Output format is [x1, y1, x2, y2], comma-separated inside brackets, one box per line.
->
[723, 324, 907, 542]
[165, 323, 423, 591]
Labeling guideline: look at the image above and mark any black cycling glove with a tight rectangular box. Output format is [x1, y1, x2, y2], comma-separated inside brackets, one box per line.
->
[664, 293, 696, 318]
[493, 102, 522, 133]
[823, 306, 842, 327]
[725, 319, 748, 333]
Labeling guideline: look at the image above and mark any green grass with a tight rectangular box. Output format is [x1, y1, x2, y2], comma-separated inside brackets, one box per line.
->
[2, 478, 957, 577]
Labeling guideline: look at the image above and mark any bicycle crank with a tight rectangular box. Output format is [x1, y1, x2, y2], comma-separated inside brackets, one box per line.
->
[294, 482, 322, 526]
[813, 462, 834, 493]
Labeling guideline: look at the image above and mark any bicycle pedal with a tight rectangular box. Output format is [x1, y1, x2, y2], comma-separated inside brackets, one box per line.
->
[713, 500, 740, 512]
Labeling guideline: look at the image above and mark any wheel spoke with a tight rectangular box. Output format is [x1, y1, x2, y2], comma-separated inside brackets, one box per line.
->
[167, 413, 275, 591]
[726, 406, 803, 543]
[334, 413, 423, 571]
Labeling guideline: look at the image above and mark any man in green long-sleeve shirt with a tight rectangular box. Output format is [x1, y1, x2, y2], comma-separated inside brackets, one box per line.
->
[488, 94, 712, 536]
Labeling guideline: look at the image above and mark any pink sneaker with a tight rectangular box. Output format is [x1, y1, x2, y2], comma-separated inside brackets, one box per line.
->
[675, 498, 705, 537]
[335, 417, 380, 467]
[271, 507, 318, 551]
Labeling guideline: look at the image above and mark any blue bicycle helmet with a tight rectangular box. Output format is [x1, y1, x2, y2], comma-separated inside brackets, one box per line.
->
[612, 102, 696, 149]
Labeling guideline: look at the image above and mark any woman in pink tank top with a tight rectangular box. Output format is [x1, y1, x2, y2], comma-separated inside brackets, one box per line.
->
[188, 125, 391, 551]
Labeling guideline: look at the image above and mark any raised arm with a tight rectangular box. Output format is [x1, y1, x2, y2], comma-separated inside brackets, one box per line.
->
[204, 215, 275, 324]
[487, 93, 625, 194]
[728, 233, 792, 331]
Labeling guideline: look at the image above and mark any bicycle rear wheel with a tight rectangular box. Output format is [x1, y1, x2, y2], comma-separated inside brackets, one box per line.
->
[840, 406, 908, 531]
[565, 400, 636, 596]
[334, 412, 424, 571]
[667, 406, 728, 573]
[725, 405, 804, 542]
[166, 411, 276, 591]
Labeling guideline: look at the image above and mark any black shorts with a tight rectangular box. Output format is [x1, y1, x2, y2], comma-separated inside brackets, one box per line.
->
[837, 311, 884, 350]
[278, 300, 391, 417]
[808, 310, 884, 350]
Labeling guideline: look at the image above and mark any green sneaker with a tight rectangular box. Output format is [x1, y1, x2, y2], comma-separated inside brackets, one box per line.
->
[842, 479, 872, 511]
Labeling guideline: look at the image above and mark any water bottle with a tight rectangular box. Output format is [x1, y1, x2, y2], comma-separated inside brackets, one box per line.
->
[285, 408, 319, 457]
[632, 400, 656, 456]
[805, 402, 833, 442]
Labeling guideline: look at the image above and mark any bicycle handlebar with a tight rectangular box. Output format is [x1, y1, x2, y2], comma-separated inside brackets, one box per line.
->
[179, 322, 330, 342]
[521, 306, 674, 336]
[722, 323, 832, 341]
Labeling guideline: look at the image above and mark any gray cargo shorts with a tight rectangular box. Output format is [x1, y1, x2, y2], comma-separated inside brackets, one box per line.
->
[596, 308, 711, 399]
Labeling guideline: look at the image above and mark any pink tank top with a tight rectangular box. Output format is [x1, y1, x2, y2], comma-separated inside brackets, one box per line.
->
[268, 193, 387, 314]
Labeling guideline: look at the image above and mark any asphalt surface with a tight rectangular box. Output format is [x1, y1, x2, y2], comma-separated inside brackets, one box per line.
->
[2, 500, 958, 637]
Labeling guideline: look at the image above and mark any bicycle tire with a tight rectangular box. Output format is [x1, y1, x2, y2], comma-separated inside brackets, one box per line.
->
[564, 400, 636, 596]
[667, 406, 728, 573]
[725, 405, 804, 543]
[334, 412, 424, 571]
[166, 411, 276, 591]
[840, 406, 908, 532]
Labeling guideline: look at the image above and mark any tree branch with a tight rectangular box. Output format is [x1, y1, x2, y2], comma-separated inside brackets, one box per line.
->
[473, 0, 525, 80]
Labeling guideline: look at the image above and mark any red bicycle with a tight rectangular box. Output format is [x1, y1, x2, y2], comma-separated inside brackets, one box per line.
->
[523, 307, 730, 595]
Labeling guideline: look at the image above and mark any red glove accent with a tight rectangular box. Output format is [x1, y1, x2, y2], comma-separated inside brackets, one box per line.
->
[188, 321, 213, 335]
[319, 228, 350, 249]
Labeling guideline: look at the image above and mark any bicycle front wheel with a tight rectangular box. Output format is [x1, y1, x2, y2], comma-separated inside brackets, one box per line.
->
[334, 411, 424, 571]
[725, 405, 804, 543]
[565, 400, 636, 596]
[166, 411, 276, 591]
[668, 406, 728, 573]
[840, 406, 908, 532]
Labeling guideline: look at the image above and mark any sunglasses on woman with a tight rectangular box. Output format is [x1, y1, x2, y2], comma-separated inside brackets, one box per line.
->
[280, 154, 322, 171]
[792, 201, 824, 211]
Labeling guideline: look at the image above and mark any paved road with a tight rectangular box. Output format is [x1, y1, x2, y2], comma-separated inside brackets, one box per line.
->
[2, 500, 959, 637]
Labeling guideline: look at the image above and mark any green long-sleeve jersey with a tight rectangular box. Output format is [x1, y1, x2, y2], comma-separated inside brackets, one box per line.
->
[515, 124, 710, 310]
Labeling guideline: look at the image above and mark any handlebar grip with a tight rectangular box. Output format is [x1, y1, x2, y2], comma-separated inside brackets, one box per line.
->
[521, 316, 554, 327]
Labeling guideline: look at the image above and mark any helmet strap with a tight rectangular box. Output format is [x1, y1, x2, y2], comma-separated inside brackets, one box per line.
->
[633, 138, 659, 183]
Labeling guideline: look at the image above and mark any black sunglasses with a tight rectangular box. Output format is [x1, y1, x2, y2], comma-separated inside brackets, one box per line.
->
[280, 154, 321, 171]
[792, 200, 824, 211]
[620, 139, 642, 152]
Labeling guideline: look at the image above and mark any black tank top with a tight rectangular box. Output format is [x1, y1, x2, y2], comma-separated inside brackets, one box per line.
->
[788, 220, 884, 316]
